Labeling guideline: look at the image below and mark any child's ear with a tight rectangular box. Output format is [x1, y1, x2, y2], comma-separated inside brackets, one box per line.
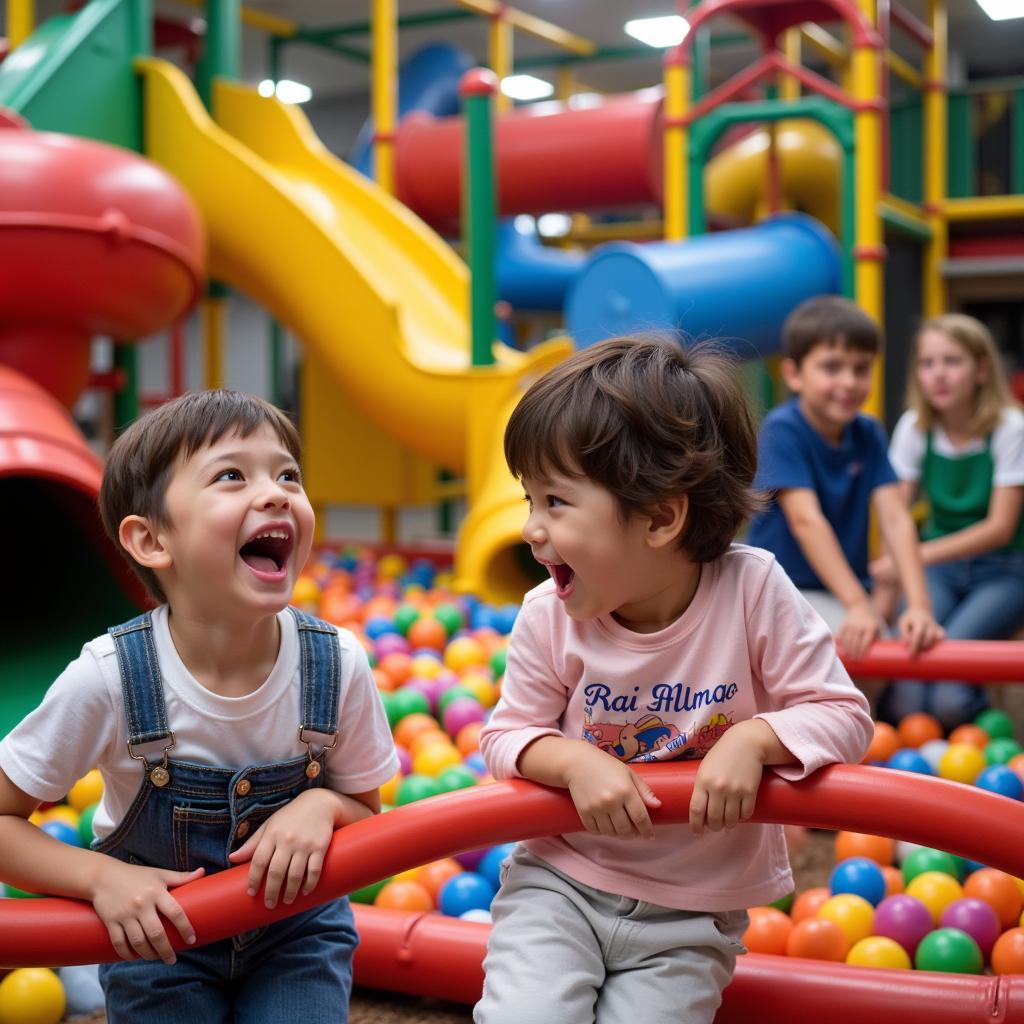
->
[119, 515, 173, 570]
[780, 357, 801, 393]
[646, 496, 688, 548]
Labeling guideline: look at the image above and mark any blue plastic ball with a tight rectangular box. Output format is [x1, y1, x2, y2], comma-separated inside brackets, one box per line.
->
[478, 843, 517, 889]
[497, 604, 520, 635]
[438, 871, 496, 917]
[887, 748, 934, 775]
[975, 765, 1024, 800]
[40, 820, 83, 847]
[830, 856, 887, 906]
[464, 751, 487, 777]
[364, 616, 400, 641]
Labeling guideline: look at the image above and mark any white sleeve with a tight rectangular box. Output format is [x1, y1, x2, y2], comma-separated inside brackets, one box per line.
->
[991, 408, 1024, 487]
[324, 631, 399, 793]
[0, 646, 121, 803]
[888, 411, 926, 482]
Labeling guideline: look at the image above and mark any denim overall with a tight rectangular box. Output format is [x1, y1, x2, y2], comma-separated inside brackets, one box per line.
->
[95, 608, 358, 1024]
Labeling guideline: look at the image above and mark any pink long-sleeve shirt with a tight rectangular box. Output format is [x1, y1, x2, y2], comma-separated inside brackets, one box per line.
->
[480, 544, 873, 911]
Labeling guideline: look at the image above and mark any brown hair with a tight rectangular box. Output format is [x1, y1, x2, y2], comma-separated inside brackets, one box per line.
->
[783, 295, 880, 366]
[99, 390, 302, 603]
[504, 335, 762, 563]
[907, 313, 1019, 437]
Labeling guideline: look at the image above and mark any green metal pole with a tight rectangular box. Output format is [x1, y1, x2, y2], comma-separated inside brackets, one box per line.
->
[460, 68, 498, 368]
[199, 0, 240, 109]
[113, 345, 139, 434]
[1014, 87, 1024, 195]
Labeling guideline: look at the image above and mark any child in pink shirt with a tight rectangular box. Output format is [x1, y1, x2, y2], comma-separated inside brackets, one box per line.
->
[476, 337, 873, 1024]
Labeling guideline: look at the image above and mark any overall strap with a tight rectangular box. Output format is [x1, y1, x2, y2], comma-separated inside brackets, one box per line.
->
[108, 613, 172, 745]
[288, 608, 342, 773]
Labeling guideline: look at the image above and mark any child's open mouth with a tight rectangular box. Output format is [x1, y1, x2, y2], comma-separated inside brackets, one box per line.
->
[549, 562, 576, 599]
[239, 526, 293, 582]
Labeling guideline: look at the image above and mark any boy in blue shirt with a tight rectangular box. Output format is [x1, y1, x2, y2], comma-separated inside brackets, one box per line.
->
[747, 296, 943, 661]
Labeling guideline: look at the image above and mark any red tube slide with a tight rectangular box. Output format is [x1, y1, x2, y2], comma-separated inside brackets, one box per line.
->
[843, 639, 1024, 681]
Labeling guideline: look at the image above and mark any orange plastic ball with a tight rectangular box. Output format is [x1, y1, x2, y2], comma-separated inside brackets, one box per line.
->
[863, 722, 900, 764]
[408, 729, 451, 757]
[991, 927, 1024, 975]
[883, 866, 905, 896]
[786, 917, 849, 961]
[456, 721, 484, 757]
[897, 712, 943, 749]
[407, 616, 449, 652]
[791, 887, 831, 923]
[963, 869, 1024, 929]
[394, 712, 441, 750]
[834, 831, 894, 866]
[374, 879, 434, 912]
[362, 596, 397, 623]
[1008, 753, 1024, 783]
[378, 652, 413, 688]
[743, 907, 794, 956]
[416, 858, 464, 900]
[948, 724, 991, 750]
[320, 591, 361, 626]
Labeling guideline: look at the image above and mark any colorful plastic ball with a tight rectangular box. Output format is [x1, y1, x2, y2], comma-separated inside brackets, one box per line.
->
[412, 742, 462, 778]
[374, 878, 434, 911]
[834, 832, 894, 867]
[937, 743, 987, 784]
[443, 697, 486, 738]
[374, 633, 411, 660]
[785, 917, 849, 961]
[453, 847, 487, 871]
[895, 840, 924, 865]
[918, 739, 950, 772]
[991, 927, 1024, 975]
[963, 868, 1023, 928]
[78, 803, 98, 847]
[393, 603, 422, 637]
[0, 967, 65, 1024]
[743, 907, 794, 956]
[379, 772, 402, 806]
[416, 859, 464, 900]
[396, 747, 413, 775]
[975, 764, 1024, 800]
[433, 603, 465, 637]
[395, 773, 443, 805]
[387, 687, 431, 726]
[407, 728, 450, 758]
[477, 843, 517, 889]
[887, 748, 934, 775]
[902, 847, 962, 885]
[364, 616, 400, 641]
[437, 765, 478, 792]
[349, 877, 391, 905]
[939, 898, 1001, 958]
[2, 883, 40, 899]
[948, 724, 991, 750]
[830, 857, 887, 906]
[409, 654, 443, 679]
[459, 908, 493, 923]
[974, 708, 1015, 740]
[490, 647, 507, 679]
[1008, 753, 1024, 784]
[985, 737, 1024, 765]
[67, 770, 103, 812]
[914, 927, 983, 974]
[455, 722, 484, 757]
[39, 820, 82, 848]
[393, 712, 442, 750]
[872, 894, 934, 957]
[905, 871, 964, 923]
[845, 935, 911, 970]
[882, 866, 905, 896]
[897, 712, 943, 749]
[863, 722, 900, 764]
[791, 887, 831, 923]
[458, 671, 498, 709]
[463, 751, 488, 777]
[438, 871, 496, 917]
[438, 685, 478, 717]
[768, 891, 795, 913]
[290, 574, 321, 609]
[404, 676, 446, 713]
[817, 893, 875, 946]
[444, 637, 488, 673]
[407, 617, 448, 652]
[41, 806, 79, 829]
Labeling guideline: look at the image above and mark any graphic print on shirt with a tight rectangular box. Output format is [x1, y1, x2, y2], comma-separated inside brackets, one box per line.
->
[581, 680, 738, 763]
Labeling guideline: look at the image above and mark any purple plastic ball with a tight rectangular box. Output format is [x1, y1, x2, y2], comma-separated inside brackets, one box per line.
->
[454, 848, 487, 870]
[872, 894, 935, 956]
[940, 898, 1001, 958]
[405, 675, 446, 713]
[396, 746, 412, 775]
[443, 697, 486, 738]
[374, 633, 411, 659]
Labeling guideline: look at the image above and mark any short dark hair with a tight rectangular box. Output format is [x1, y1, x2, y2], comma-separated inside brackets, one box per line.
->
[504, 335, 762, 563]
[98, 390, 302, 603]
[783, 295, 880, 366]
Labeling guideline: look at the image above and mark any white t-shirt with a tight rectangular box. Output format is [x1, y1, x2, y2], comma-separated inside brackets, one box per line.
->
[888, 407, 1024, 487]
[0, 606, 399, 841]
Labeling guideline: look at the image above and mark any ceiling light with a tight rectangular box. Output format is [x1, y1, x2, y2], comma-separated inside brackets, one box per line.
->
[500, 74, 554, 102]
[975, 0, 1024, 18]
[258, 79, 312, 104]
[624, 15, 690, 48]
[537, 213, 571, 237]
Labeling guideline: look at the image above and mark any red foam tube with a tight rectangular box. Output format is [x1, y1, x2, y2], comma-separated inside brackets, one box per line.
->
[843, 639, 1024, 681]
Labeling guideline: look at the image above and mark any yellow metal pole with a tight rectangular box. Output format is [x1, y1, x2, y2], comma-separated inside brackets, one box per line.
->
[923, 0, 948, 316]
[781, 28, 801, 102]
[371, 0, 397, 194]
[489, 8, 513, 115]
[7, 0, 34, 48]
[555, 64, 574, 102]
[852, 1, 885, 419]
[203, 294, 226, 390]
[664, 56, 689, 242]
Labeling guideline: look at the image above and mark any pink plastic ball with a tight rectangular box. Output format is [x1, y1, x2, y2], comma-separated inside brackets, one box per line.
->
[872, 894, 935, 957]
[442, 697, 486, 738]
[940, 898, 1002, 959]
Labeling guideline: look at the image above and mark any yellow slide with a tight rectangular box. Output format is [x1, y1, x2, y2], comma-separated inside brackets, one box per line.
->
[138, 58, 569, 602]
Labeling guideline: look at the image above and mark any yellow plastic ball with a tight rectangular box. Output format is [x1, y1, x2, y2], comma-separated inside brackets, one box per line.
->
[412, 743, 462, 777]
[845, 935, 912, 970]
[409, 655, 442, 680]
[379, 771, 402, 806]
[434, 571, 455, 590]
[67, 768, 104, 811]
[905, 870, 964, 923]
[0, 968, 65, 1024]
[291, 575, 321, 610]
[458, 671, 498, 708]
[444, 637, 488, 673]
[817, 893, 875, 946]
[40, 805, 79, 829]
[1015, 876, 1024, 902]
[378, 554, 407, 580]
[937, 743, 987, 784]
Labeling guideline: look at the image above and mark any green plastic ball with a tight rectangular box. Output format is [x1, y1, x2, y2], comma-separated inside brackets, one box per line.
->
[349, 877, 391, 904]
[433, 603, 464, 637]
[490, 648, 507, 678]
[975, 708, 1015, 740]
[389, 687, 431, 726]
[2, 883, 41, 899]
[437, 765, 478, 793]
[914, 928, 983, 974]
[393, 604, 421, 637]
[395, 773, 444, 805]
[985, 737, 1023, 766]
[902, 847, 963, 885]
[78, 803, 98, 847]
[768, 891, 795, 913]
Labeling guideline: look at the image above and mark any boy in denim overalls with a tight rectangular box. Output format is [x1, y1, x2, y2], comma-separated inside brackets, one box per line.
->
[0, 390, 398, 1023]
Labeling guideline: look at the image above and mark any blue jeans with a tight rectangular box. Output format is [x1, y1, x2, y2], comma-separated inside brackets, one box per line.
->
[878, 551, 1024, 731]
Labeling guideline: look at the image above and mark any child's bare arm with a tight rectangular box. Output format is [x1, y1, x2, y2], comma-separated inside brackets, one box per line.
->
[517, 737, 661, 840]
[690, 720, 795, 835]
[228, 787, 379, 908]
[0, 768, 201, 964]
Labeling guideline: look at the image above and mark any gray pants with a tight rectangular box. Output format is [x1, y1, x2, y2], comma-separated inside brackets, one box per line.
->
[474, 848, 748, 1024]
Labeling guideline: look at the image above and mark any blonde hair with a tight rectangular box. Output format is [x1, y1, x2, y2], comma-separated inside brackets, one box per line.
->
[907, 313, 1019, 437]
